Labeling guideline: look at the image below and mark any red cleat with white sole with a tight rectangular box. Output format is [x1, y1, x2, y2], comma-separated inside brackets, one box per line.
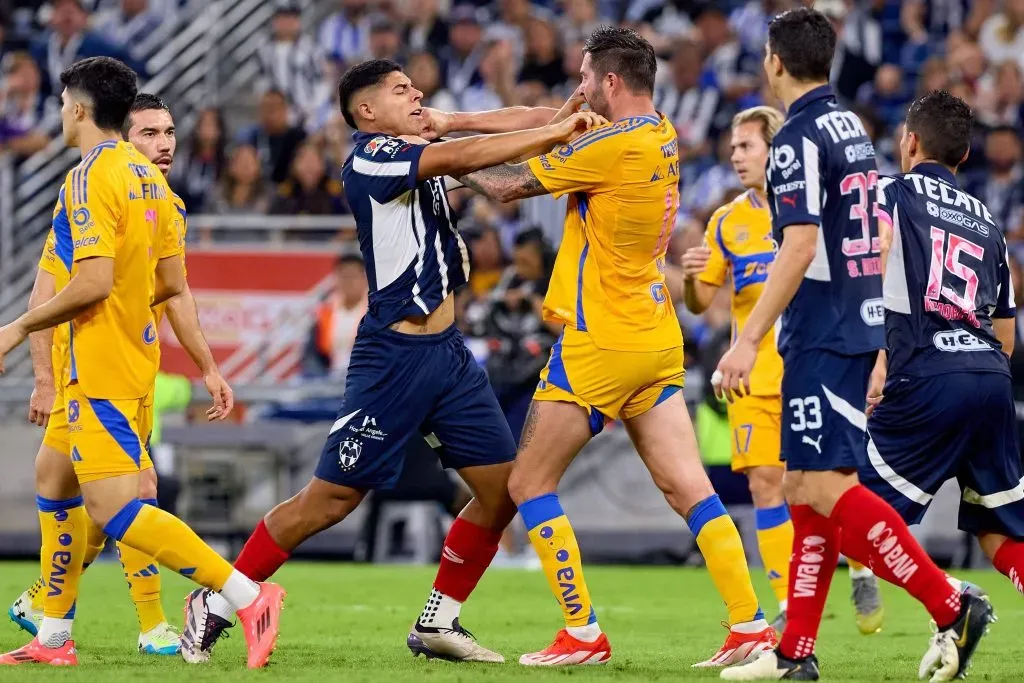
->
[236, 582, 286, 668]
[691, 623, 778, 668]
[519, 629, 611, 666]
[0, 638, 78, 666]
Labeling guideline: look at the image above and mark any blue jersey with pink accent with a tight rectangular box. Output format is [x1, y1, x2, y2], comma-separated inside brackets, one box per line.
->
[877, 163, 1015, 378]
[766, 85, 885, 356]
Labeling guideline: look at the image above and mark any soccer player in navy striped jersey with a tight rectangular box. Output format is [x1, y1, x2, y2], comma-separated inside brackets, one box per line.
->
[716, 9, 991, 681]
[179, 59, 605, 665]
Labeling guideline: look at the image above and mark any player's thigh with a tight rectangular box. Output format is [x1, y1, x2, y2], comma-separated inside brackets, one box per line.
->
[622, 389, 714, 515]
[745, 466, 785, 508]
[41, 381, 70, 458]
[66, 386, 146, 507]
[781, 350, 874, 473]
[865, 374, 971, 525]
[35, 444, 81, 501]
[955, 373, 1024, 540]
[507, 400, 593, 504]
[137, 391, 155, 471]
[313, 332, 438, 491]
[728, 395, 783, 474]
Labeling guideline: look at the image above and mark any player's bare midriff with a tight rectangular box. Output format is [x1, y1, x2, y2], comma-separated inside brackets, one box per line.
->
[389, 292, 456, 335]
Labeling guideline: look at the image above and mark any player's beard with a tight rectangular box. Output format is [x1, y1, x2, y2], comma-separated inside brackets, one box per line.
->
[587, 88, 611, 120]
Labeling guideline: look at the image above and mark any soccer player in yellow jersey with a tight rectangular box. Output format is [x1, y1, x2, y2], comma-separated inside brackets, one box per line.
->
[0, 57, 281, 669]
[673, 106, 885, 636]
[7, 93, 235, 656]
[425, 27, 776, 667]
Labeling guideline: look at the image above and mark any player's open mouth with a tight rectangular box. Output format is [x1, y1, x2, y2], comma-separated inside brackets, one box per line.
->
[411, 108, 423, 117]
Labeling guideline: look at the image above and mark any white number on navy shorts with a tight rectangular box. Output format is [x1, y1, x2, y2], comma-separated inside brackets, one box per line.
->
[789, 396, 822, 432]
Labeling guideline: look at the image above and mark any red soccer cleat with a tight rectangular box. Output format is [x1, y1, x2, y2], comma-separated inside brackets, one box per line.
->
[691, 622, 778, 667]
[519, 629, 612, 666]
[236, 582, 286, 668]
[0, 638, 78, 666]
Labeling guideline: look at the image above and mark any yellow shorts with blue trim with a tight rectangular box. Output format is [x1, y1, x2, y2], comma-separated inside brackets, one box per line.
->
[727, 394, 783, 472]
[65, 383, 153, 484]
[534, 327, 684, 434]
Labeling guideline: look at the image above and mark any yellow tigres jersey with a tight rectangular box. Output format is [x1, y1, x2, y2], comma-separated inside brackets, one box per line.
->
[151, 191, 188, 325]
[38, 193, 73, 387]
[699, 190, 783, 396]
[527, 114, 683, 352]
[61, 140, 184, 399]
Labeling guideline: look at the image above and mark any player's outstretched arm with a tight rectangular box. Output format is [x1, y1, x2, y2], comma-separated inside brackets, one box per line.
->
[165, 282, 234, 420]
[417, 111, 604, 181]
[27, 268, 56, 426]
[457, 162, 549, 202]
[422, 86, 585, 138]
[13, 257, 113, 334]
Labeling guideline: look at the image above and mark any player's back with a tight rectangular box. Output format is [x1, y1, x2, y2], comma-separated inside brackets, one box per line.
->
[532, 115, 682, 352]
[64, 140, 177, 399]
[879, 164, 1014, 378]
[767, 85, 884, 356]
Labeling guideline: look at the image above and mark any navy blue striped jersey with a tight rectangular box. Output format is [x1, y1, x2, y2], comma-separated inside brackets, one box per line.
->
[342, 132, 470, 334]
[878, 163, 1015, 378]
[766, 85, 885, 356]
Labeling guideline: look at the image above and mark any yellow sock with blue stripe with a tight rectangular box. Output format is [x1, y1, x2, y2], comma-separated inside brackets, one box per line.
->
[755, 503, 793, 610]
[689, 494, 765, 627]
[116, 498, 167, 633]
[36, 495, 87, 647]
[520, 493, 600, 641]
[104, 499, 259, 611]
[29, 512, 106, 613]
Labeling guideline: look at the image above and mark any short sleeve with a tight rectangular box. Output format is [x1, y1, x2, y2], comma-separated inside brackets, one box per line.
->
[67, 158, 121, 262]
[159, 192, 186, 260]
[526, 131, 619, 198]
[768, 127, 822, 230]
[995, 237, 1016, 319]
[875, 176, 896, 229]
[349, 135, 425, 203]
[39, 228, 58, 275]
[698, 211, 729, 287]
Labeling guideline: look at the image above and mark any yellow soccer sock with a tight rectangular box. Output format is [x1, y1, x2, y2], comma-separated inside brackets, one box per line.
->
[104, 499, 234, 592]
[690, 494, 764, 626]
[83, 514, 108, 569]
[520, 494, 598, 630]
[37, 495, 87, 620]
[755, 503, 794, 609]
[116, 542, 166, 633]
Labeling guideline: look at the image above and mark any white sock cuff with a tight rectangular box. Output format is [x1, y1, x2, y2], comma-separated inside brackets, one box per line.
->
[219, 570, 260, 612]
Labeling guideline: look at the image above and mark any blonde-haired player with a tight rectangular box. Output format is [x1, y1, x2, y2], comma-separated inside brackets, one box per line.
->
[672, 106, 884, 635]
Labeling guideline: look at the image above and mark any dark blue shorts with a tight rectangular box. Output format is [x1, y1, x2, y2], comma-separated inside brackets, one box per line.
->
[865, 372, 1024, 540]
[781, 350, 875, 471]
[314, 325, 517, 490]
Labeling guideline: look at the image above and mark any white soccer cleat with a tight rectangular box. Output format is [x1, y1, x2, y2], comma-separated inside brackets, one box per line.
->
[720, 649, 820, 680]
[919, 630, 959, 683]
[8, 591, 42, 637]
[407, 618, 504, 663]
[139, 622, 182, 656]
[180, 588, 233, 664]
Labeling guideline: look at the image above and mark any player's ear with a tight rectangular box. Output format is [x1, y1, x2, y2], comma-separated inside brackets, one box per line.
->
[357, 100, 375, 124]
[958, 146, 970, 167]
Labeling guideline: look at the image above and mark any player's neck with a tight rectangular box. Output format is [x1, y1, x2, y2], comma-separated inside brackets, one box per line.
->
[779, 79, 828, 112]
[605, 96, 657, 124]
[749, 186, 768, 204]
[76, 125, 120, 157]
[910, 158, 954, 175]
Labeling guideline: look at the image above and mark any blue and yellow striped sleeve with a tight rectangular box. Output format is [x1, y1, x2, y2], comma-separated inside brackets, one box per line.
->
[698, 208, 730, 287]
[66, 146, 121, 263]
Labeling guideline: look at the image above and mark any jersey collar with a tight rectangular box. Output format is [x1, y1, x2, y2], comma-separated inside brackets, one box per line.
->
[912, 162, 958, 187]
[787, 84, 834, 117]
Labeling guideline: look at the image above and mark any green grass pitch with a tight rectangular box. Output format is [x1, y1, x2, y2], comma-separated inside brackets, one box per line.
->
[0, 561, 1021, 681]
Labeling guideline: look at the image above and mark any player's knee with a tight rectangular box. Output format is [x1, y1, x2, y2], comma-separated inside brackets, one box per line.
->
[783, 471, 806, 505]
[747, 467, 785, 508]
[34, 446, 79, 500]
[507, 464, 551, 506]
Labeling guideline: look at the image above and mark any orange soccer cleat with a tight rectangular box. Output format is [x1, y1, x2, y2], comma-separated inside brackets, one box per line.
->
[236, 582, 286, 669]
[519, 628, 612, 666]
[692, 622, 778, 668]
[0, 638, 78, 666]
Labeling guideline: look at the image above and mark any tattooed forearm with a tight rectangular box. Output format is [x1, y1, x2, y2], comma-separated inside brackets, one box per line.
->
[458, 163, 547, 203]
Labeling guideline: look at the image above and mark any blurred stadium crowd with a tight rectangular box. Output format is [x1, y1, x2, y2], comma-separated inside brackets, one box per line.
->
[6, 0, 1024, 442]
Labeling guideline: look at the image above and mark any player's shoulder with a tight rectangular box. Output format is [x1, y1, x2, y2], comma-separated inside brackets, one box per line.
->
[708, 193, 750, 233]
[562, 115, 662, 155]
[353, 132, 418, 161]
[170, 190, 187, 213]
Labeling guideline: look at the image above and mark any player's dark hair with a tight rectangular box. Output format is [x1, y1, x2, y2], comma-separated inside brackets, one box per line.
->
[905, 90, 973, 168]
[121, 92, 170, 138]
[336, 252, 364, 268]
[583, 26, 656, 96]
[60, 56, 138, 132]
[338, 59, 403, 129]
[767, 8, 835, 83]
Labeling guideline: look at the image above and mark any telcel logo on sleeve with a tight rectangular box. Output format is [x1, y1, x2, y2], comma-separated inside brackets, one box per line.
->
[933, 330, 991, 352]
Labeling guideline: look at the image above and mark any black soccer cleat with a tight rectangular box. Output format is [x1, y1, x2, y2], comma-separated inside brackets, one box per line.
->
[919, 591, 996, 681]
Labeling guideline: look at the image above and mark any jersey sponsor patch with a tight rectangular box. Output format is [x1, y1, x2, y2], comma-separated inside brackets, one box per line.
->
[860, 298, 884, 326]
[932, 330, 992, 352]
